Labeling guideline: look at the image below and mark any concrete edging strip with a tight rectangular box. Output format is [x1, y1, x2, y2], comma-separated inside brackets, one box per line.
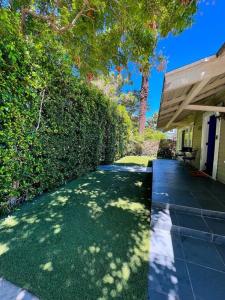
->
[0, 277, 39, 300]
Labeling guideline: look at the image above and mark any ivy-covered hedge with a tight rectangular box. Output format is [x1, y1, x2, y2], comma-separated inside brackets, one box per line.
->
[0, 12, 131, 213]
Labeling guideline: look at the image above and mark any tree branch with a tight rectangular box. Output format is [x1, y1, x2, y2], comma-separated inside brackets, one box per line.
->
[21, 0, 90, 33]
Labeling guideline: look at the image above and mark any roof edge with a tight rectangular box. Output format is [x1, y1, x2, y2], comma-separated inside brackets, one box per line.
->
[165, 55, 215, 77]
[216, 42, 225, 57]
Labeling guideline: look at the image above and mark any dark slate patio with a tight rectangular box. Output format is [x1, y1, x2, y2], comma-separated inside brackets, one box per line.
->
[149, 159, 225, 300]
[152, 159, 225, 213]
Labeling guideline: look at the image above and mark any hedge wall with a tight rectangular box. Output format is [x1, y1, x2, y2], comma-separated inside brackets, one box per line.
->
[0, 12, 131, 213]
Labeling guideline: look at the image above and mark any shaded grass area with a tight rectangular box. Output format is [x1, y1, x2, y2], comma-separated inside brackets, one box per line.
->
[0, 161, 150, 299]
[115, 156, 153, 167]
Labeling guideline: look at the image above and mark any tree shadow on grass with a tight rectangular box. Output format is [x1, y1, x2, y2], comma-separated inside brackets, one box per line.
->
[0, 171, 150, 300]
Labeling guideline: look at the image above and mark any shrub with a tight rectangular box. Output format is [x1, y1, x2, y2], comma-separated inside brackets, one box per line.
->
[0, 12, 131, 212]
[126, 140, 143, 156]
[127, 127, 165, 155]
[143, 127, 166, 141]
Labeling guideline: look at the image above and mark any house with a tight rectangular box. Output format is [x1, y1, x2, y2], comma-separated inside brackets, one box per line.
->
[150, 43, 225, 300]
[157, 43, 225, 183]
[165, 128, 177, 140]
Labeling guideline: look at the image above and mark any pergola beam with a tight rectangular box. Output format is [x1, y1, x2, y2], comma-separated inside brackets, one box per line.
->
[166, 78, 210, 128]
[193, 83, 225, 104]
[160, 105, 178, 116]
[157, 44, 225, 130]
[185, 104, 225, 113]
[158, 113, 174, 121]
[161, 95, 185, 108]
[162, 75, 225, 110]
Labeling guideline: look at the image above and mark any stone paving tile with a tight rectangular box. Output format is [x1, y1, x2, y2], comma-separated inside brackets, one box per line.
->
[151, 206, 214, 242]
[97, 164, 152, 173]
[187, 262, 225, 300]
[205, 185, 225, 207]
[205, 216, 225, 236]
[152, 191, 172, 204]
[179, 226, 212, 242]
[152, 160, 225, 212]
[175, 212, 209, 232]
[213, 234, 225, 245]
[172, 197, 201, 208]
[150, 227, 185, 260]
[148, 289, 170, 300]
[150, 207, 178, 231]
[181, 236, 225, 272]
[150, 160, 225, 300]
[215, 243, 225, 265]
[149, 254, 194, 300]
[149, 231, 225, 300]
[196, 196, 225, 212]
[0, 278, 39, 300]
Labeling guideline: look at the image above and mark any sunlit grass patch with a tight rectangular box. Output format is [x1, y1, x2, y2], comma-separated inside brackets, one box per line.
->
[115, 155, 152, 167]
[0, 156, 150, 300]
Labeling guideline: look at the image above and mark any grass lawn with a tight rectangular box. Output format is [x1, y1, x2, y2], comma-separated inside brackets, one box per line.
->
[115, 156, 153, 167]
[0, 156, 151, 300]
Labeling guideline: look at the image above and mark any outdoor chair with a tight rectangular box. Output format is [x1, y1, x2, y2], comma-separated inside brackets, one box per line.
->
[175, 147, 193, 159]
[182, 150, 197, 165]
[176, 150, 185, 159]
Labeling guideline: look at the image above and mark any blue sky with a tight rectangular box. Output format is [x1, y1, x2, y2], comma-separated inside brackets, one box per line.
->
[123, 0, 225, 119]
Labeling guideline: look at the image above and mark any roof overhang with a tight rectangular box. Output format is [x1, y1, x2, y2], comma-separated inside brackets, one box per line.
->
[157, 43, 225, 130]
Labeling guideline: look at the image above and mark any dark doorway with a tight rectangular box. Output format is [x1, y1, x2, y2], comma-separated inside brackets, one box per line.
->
[181, 130, 185, 148]
[205, 115, 217, 176]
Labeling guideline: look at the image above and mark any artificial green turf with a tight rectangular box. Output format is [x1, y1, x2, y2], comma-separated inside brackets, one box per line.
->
[0, 158, 151, 300]
[115, 156, 153, 167]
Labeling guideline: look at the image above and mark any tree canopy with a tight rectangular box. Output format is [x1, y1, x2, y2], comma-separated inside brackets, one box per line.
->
[0, 0, 199, 210]
[1, 0, 197, 76]
[91, 72, 139, 116]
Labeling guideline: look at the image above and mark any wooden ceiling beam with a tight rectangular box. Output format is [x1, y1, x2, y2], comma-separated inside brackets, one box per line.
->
[162, 75, 225, 109]
[160, 105, 179, 116]
[161, 95, 185, 108]
[196, 75, 225, 95]
[185, 104, 225, 113]
[159, 113, 174, 121]
[193, 83, 225, 103]
[166, 78, 210, 128]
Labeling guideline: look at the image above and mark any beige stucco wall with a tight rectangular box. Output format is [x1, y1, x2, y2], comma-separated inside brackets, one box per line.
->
[190, 114, 225, 184]
[191, 113, 203, 170]
[217, 119, 225, 184]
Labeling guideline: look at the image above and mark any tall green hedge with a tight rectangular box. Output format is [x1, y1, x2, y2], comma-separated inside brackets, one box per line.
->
[0, 11, 131, 213]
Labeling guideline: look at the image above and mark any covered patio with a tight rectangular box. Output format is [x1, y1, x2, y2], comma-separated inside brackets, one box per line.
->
[149, 159, 225, 300]
[157, 43, 225, 185]
[153, 159, 225, 213]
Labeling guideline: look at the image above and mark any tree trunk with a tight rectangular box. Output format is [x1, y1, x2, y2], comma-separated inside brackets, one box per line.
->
[139, 72, 149, 134]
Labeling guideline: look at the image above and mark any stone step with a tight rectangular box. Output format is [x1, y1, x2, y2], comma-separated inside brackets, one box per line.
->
[151, 206, 225, 245]
[0, 277, 39, 300]
[152, 200, 225, 219]
[97, 164, 152, 173]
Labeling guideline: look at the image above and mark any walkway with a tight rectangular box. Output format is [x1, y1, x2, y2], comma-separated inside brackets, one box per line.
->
[152, 159, 225, 212]
[149, 159, 225, 300]
[0, 278, 39, 300]
[98, 164, 152, 173]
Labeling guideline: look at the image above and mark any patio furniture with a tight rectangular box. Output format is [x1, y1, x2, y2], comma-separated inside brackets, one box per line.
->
[182, 149, 197, 164]
[175, 147, 193, 158]
[157, 147, 173, 159]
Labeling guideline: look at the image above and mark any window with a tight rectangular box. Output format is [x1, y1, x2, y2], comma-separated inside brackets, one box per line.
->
[177, 126, 193, 150]
[182, 127, 193, 147]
